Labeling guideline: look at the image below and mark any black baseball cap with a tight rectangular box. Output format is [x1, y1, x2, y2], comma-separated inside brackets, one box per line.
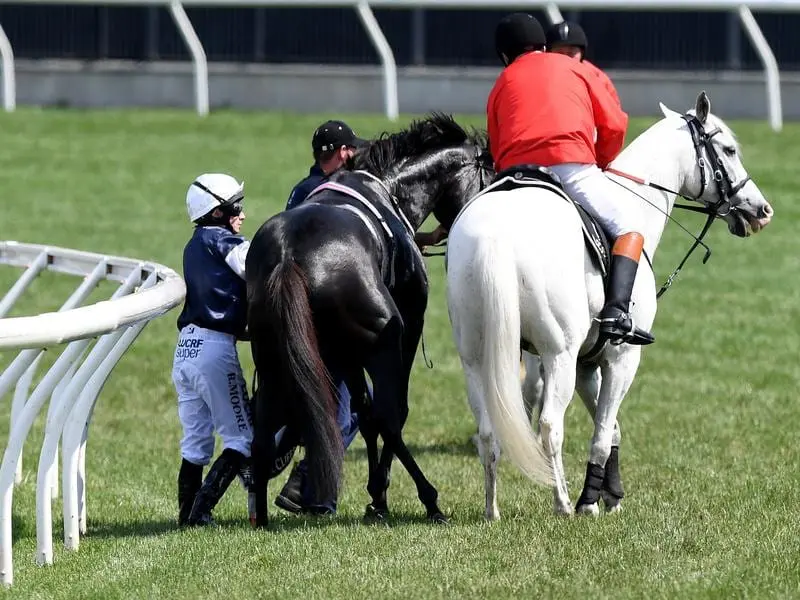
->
[312, 120, 367, 154]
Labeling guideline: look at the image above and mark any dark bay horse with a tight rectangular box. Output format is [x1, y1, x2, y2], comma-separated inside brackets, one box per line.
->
[245, 113, 493, 527]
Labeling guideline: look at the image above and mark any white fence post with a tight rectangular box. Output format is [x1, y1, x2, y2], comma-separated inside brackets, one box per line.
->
[0, 23, 15, 113]
[355, 0, 399, 121]
[737, 4, 782, 132]
[168, 0, 209, 116]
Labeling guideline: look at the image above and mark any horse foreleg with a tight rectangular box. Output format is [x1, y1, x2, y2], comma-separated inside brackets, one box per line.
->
[576, 349, 641, 516]
[575, 363, 624, 512]
[538, 351, 579, 516]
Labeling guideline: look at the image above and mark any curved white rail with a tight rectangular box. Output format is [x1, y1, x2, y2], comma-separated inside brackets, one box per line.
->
[0, 240, 185, 587]
[0, 241, 185, 350]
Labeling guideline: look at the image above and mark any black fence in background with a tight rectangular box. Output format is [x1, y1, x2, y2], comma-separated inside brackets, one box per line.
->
[1, 6, 798, 70]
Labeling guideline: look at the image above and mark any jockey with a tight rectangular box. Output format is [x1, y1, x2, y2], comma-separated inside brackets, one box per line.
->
[173, 173, 254, 526]
[489, 12, 654, 345]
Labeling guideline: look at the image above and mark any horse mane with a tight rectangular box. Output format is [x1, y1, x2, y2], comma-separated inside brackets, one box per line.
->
[349, 112, 490, 177]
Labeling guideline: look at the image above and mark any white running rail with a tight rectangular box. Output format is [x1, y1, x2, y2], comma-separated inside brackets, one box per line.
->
[0, 240, 186, 587]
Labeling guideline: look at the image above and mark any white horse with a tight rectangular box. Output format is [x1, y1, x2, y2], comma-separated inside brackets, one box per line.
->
[445, 91, 774, 519]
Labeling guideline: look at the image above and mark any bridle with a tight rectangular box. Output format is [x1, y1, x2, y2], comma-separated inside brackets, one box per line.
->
[606, 112, 751, 298]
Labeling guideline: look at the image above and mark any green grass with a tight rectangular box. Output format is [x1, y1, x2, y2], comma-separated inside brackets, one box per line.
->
[0, 106, 799, 599]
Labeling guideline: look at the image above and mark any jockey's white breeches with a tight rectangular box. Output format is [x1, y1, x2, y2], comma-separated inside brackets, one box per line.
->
[549, 163, 644, 240]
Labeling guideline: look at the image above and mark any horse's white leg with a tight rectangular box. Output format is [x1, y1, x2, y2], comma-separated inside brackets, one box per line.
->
[576, 348, 641, 516]
[521, 352, 544, 428]
[462, 363, 501, 521]
[575, 363, 624, 513]
[538, 351, 578, 516]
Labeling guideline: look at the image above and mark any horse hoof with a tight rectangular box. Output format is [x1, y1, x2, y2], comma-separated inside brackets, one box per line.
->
[602, 491, 623, 513]
[429, 512, 449, 525]
[364, 503, 389, 524]
[485, 510, 500, 522]
[575, 502, 600, 516]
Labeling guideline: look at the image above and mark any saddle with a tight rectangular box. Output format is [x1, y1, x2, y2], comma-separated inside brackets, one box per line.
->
[478, 164, 612, 279]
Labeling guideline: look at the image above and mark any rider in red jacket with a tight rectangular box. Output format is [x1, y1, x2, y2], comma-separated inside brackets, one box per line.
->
[489, 13, 654, 345]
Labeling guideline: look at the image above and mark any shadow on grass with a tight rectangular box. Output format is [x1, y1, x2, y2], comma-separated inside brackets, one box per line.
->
[84, 507, 484, 540]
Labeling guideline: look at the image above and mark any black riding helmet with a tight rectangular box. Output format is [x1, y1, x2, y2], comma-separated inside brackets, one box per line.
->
[495, 12, 546, 66]
[546, 21, 588, 59]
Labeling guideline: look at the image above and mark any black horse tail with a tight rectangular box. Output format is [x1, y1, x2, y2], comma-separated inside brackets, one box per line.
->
[257, 258, 343, 506]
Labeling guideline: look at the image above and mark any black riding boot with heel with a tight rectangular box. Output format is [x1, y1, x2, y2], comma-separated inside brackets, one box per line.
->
[186, 448, 246, 526]
[177, 459, 203, 527]
[598, 232, 655, 346]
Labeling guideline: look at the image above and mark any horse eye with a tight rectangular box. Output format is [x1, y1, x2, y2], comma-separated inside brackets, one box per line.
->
[723, 146, 737, 157]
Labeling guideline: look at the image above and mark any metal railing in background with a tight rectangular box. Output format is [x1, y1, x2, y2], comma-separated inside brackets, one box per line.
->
[0, 0, 792, 130]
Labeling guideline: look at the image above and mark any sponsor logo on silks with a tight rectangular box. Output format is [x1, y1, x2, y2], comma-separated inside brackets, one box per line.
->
[175, 337, 204, 359]
[228, 372, 250, 432]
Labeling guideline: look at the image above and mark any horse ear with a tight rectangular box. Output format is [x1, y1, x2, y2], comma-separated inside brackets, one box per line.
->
[695, 90, 711, 123]
[659, 101, 682, 120]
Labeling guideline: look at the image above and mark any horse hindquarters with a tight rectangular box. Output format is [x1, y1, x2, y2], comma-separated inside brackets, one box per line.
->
[447, 228, 555, 496]
[247, 258, 344, 527]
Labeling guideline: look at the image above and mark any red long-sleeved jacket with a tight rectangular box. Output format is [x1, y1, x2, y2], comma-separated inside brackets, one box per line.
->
[487, 52, 628, 172]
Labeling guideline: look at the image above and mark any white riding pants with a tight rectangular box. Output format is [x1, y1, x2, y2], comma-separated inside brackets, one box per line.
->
[172, 325, 253, 465]
[549, 163, 644, 239]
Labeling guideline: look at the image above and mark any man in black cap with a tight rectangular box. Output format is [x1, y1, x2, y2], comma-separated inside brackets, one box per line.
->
[286, 119, 366, 210]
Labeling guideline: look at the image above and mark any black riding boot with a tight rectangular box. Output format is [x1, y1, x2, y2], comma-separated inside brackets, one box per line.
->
[275, 462, 306, 514]
[598, 233, 655, 346]
[186, 448, 246, 526]
[178, 459, 203, 527]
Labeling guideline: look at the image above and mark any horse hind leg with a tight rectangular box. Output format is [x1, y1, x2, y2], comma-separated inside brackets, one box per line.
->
[538, 351, 578, 516]
[463, 362, 500, 521]
[521, 352, 545, 429]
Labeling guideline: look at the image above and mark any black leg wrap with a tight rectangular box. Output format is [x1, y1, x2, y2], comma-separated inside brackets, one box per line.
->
[601, 446, 625, 500]
[187, 448, 245, 526]
[576, 462, 605, 508]
[178, 459, 203, 527]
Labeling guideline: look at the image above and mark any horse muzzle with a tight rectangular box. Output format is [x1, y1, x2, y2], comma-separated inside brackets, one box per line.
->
[727, 201, 773, 237]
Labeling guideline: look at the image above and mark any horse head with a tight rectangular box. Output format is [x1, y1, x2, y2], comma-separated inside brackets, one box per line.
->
[348, 112, 494, 232]
[659, 91, 774, 237]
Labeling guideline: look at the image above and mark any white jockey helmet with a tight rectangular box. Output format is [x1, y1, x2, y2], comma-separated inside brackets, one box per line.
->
[186, 173, 245, 222]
